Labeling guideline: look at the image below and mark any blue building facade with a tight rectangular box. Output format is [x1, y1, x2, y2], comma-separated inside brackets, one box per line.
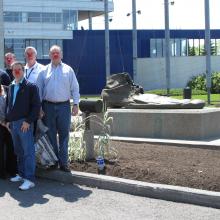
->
[40, 29, 220, 94]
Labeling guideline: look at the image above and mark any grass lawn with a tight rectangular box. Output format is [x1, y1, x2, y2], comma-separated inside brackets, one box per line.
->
[172, 94, 220, 105]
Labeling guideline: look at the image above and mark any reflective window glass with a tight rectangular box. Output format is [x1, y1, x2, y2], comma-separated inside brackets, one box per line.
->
[4, 12, 22, 22]
[28, 12, 41, 22]
[150, 39, 157, 58]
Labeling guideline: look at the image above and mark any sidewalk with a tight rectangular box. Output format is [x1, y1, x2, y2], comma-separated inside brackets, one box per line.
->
[1, 178, 220, 220]
[37, 135, 220, 209]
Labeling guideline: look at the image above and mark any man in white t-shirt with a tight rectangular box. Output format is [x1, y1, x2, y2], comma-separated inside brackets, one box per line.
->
[24, 47, 45, 84]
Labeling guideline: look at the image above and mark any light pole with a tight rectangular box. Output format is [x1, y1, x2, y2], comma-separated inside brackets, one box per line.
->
[132, 0, 137, 83]
[205, 0, 211, 104]
[0, 0, 4, 69]
[104, 0, 110, 80]
[88, 11, 93, 30]
[164, 0, 171, 96]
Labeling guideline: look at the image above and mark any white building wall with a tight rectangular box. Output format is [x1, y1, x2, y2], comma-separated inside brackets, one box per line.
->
[5, 23, 72, 39]
[4, 0, 111, 12]
[137, 56, 220, 90]
[3, 0, 113, 39]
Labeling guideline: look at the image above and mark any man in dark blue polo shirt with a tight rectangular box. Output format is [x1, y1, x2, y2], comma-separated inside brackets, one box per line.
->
[6, 61, 40, 190]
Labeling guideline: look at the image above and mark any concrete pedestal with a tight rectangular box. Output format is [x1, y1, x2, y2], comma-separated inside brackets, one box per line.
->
[90, 108, 220, 140]
[84, 130, 94, 160]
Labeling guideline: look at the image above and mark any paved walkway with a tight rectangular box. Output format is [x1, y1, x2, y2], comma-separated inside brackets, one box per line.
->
[0, 178, 219, 220]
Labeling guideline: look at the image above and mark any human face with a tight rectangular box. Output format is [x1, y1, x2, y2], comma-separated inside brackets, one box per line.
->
[12, 64, 24, 82]
[50, 48, 62, 65]
[25, 49, 36, 63]
[5, 54, 15, 67]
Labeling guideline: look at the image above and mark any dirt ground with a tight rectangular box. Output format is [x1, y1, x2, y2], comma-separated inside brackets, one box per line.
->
[70, 141, 220, 192]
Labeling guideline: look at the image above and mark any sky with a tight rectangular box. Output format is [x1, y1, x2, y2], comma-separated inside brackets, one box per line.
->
[79, 0, 220, 30]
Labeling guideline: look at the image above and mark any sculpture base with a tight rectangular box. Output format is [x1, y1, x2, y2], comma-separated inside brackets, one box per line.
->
[91, 108, 220, 140]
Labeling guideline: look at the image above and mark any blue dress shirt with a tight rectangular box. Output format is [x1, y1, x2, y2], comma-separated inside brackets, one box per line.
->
[37, 62, 80, 104]
[12, 78, 24, 106]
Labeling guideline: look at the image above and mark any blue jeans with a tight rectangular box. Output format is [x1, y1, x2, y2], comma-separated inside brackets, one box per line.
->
[10, 119, 35, 182]
[43, 101, 71, 167]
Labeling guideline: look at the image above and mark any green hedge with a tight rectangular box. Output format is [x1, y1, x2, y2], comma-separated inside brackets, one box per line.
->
[187, 72, 220, 93]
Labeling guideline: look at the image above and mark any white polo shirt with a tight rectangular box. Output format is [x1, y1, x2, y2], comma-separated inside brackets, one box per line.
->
[25, 62, 45, 84]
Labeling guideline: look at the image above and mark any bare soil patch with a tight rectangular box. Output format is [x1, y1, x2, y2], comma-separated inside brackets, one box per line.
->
[70, 141, 220, 192]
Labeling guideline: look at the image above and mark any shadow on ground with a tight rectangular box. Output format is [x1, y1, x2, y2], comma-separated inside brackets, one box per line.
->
[0, 177, 92, 208]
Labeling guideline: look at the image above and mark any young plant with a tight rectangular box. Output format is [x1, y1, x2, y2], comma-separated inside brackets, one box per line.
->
[93, 111, 117, 161]
[69, 111, 117, 162]
[68, 116, 86, 162]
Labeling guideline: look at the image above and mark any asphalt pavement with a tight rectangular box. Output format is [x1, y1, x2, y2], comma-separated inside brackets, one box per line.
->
[0, 178, 219, 220]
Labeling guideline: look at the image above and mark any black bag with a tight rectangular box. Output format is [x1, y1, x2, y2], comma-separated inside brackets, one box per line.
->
[101, 72, 144, 108]
[0, 127, 6, 178]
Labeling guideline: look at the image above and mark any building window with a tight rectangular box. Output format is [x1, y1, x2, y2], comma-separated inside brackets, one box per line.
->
[156, 39, 163, 57]
[4, 12, 22, 22]
[42, 13, 58, 23]
[63, 10, 78, 30]
[4, 11, 62, 24]
[25, 39, 63, 59]
[27, 12, 41, 22]
[5, 39, 63, 61]
[5, 39, 25, 61]
[150, 39, 157, 58]
[216, 39, 220, 55]
[180, 39, 187, 56]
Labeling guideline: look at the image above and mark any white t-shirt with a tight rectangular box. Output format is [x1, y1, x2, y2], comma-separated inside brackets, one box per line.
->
[25, 62, 45, 84]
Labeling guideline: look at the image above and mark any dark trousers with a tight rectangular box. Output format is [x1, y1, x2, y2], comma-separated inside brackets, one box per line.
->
[0, 124, 17, 178]
[43, 101, 71, 167]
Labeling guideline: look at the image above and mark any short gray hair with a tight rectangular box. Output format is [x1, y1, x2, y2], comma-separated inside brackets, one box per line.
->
[24, 46, 37, 56]
[49, 45, 62, 53]
[5, 52, 16, 58]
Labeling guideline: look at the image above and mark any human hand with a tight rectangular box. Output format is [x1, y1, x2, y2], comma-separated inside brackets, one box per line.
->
[72, 105, 79, 116]
[0, 85, 5, 96]
[21, 121, 30, 132]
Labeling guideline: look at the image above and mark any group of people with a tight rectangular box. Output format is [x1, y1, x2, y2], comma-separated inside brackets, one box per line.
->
[0, 45, 80, 190]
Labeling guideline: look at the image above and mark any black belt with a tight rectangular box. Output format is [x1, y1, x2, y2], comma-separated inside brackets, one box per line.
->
[43, 100, 69, 105]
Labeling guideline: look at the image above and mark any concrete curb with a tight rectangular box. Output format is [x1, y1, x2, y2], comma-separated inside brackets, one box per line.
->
[36, 169, 220, 209]
[97, 136, 220, 150]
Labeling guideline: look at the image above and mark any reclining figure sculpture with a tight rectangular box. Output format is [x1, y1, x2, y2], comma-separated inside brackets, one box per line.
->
[101, 73, 205, 109]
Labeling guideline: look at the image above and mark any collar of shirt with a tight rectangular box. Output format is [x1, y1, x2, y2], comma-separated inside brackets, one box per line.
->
[50, 61, 63, 69]
[12, 77, 24, 85]
[25, 62, 38, 70]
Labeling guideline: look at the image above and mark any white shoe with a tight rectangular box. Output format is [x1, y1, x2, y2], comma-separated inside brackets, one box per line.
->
[19, 179, 35, 191]
[10, 175, 23, 182]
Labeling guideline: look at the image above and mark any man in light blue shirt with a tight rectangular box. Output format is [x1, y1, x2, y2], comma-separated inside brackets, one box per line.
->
[24, 46, 45, 84]
[37, 45, 80, 172]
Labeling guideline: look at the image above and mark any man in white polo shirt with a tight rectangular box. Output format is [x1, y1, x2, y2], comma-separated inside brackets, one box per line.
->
[24, 46, 45, 84]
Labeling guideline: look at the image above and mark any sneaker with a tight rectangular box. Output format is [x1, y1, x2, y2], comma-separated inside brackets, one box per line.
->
[19, 179, 35, 191]
[10, 174, 23, 182]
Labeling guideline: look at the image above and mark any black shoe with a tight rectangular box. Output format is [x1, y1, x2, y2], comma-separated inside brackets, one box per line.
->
[60, 165, 71, 173]
[49, 162, 59, 170]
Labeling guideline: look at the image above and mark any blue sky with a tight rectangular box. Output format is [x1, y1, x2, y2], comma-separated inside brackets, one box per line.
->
[79, 0, 220, 30]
